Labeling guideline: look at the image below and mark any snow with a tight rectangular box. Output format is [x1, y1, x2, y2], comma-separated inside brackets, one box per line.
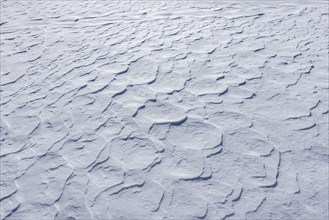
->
[1, 0, 328, 219]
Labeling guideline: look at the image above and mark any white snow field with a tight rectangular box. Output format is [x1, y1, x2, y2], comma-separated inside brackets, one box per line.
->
[0, 0, 328, 219]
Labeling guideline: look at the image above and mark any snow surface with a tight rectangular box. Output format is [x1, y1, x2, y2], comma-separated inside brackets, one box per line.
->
[0, 0, 328, 219]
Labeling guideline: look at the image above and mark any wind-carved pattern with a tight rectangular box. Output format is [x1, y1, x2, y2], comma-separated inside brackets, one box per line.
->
[0, 0, 328, 219]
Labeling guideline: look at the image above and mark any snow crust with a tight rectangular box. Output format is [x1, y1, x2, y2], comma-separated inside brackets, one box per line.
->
[1, 0, 328, 219]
